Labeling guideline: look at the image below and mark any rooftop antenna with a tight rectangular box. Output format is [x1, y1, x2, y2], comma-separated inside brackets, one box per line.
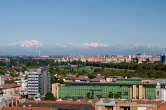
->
[147, 44, 152, 55]
[149, 45, 152, 55]
[161, 47, 166, 56]
[38, 46, 41, 57]
[143, 48, 146, 56]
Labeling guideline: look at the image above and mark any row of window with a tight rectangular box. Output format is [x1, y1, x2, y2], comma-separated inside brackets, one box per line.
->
[28, 78, 39, 80]
[28, 81, 39, 83]
[28, 84, 39, 86]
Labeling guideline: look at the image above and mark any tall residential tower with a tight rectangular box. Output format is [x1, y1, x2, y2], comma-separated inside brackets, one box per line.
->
[27, 67, 51, 99]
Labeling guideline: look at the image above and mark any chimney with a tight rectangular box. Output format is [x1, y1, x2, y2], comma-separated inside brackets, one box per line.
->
[11, 97, 13, 107]
[16, 98, 18, 107]
[7, 98, 9, 107]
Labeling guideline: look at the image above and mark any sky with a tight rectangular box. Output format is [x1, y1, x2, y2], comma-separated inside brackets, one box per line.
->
[0, 0, 166, 55]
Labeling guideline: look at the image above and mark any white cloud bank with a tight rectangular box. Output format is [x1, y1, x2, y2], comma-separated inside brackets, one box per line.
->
[83, 42, 108, 48]
[20, 40, 42, 48]
[9, 41, 107, 48]
[55, 42, 109, 48]
[10, 40, 43, 48]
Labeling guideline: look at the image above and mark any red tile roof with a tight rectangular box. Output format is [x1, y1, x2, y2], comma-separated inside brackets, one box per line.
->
[5, 76, 14, 80]
[2, 83, 20, 89]
[158, 102, 166, 110]
[75, 77, 100, 82]
[90, 78, 100, 82]
[4, 107, 55, 110]
[75, 77, 90, 81]
[57, 75, 63, 78]
[72, 74, 77, 78]
[25, 100, 95, 107]
[135, 100, 161, 104]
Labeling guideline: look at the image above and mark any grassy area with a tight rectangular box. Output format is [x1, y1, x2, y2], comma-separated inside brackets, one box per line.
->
[104, 67, 135, 72]
[55, 65, 135, 74]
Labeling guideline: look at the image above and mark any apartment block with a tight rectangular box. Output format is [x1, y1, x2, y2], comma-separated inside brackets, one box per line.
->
[27, 68, 51, 99]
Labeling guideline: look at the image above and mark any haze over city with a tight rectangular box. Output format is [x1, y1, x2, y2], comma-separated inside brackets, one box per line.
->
[1, 1, 166, 110]
[0, 0, 166, 55]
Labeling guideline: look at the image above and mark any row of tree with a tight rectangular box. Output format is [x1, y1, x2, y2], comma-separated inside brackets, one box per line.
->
[1, 58, 166, 79]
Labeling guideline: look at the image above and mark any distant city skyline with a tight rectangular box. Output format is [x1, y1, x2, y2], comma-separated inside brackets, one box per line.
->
[0, 0, 166, 55]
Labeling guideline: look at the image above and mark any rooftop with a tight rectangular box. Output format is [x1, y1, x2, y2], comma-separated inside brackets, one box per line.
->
[4, 107, 55, 110]
[18, 100, 95, 110]
[65, 78, 166, 86]
[2, 83, 20, 89]
[158, 102, 166, 110]
[25, 100, 95, 105]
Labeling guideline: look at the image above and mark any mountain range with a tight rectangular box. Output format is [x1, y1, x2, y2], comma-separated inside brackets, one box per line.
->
[0, 45, 164, 56]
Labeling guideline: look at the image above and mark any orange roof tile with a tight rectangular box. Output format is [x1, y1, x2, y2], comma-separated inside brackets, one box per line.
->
[4, 107, 55, 110]
[158, 102, 166, 110]
[75, 77, 90, 81]
[72, 74, 77, 78]
[5, 76, 13, 80]
[90, 78, 100, 82]
[2, 83, 20, 89]
[135, 100, 161, 104]
[25, 100, 95, 107]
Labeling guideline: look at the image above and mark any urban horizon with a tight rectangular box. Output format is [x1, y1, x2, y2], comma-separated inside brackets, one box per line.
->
[0, 0, 166, 56]
[1, 0, 166, 110]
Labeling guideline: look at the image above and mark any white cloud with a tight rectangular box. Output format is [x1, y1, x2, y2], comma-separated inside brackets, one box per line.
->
[83, 42, 108, 48]
[20, 40, 42, 48]
[54, 42, 109, 48]
[55, 43, 76, 48]
[10, 40, 43, 48]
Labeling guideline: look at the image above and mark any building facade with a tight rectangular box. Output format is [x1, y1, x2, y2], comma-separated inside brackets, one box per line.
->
[0, 75, 5, 87]
[161, 54, 166, 63]
[27, 68, 51, 99]
[0, 75, 5, 95]
[2, 83, 21, 99]
[52, 78, 166, 100]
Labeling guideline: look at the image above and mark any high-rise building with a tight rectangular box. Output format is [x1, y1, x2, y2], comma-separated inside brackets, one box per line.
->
[27, 67, 51, 99]
[0, 75, 4, 95]
[161, 54, 166, 63]
[0, 75, 5, 87]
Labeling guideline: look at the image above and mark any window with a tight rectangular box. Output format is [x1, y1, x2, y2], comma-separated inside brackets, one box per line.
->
[98, 107, 102, 110]
[121, 92, 128, 96]
[157, 91, 160, 96]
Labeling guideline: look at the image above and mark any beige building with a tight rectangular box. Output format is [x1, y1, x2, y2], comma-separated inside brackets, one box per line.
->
[2, 83, 21, 98]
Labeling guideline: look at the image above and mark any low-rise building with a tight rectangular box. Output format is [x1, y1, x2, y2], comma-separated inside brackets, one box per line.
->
[15, 80, 28, 96]
[4, 100, 95, 110]
[52, 78, 166, 101]
[3, 99, 166, 110]
[2, 83, 21, 99]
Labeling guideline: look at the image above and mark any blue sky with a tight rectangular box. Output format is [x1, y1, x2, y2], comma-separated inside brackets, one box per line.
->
[0, 0, 166, 49]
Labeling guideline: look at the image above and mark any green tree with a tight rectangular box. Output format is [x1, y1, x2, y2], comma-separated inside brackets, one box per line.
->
[86, 92, 94, 99]
[25, 75, 28, 80]
[5, 80, 16, 84]
[88, 74, 96, 79]
[114, 93, 121, 99]
[44, 92, 56, 101]
[57, 79, 64, 84]
[108, 92, 113, 98]
[72, 96, 78, 101]
[0, 69, 4, 75]
[86, 92, 91, 99]
[10, 72, 19, 77]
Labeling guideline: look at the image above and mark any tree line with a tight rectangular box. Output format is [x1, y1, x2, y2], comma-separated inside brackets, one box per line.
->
[1, 58, 166, 79]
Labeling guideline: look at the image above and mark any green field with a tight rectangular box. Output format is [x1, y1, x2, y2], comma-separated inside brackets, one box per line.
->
[55, 65, 135, 75]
